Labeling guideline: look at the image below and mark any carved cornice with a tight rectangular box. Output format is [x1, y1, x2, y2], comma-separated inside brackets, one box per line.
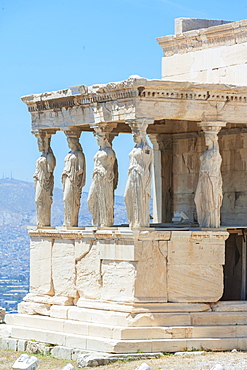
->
[28, 226, 135, 240]
[22, 76, 145, 113]
[28, 227, 228, 242]
[157, 19, 247, 56]
[23, 78, 247, 115]
[22, 78, 247, 132]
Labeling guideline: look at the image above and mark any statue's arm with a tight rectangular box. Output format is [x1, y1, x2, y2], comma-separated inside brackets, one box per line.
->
[113, 154, 118, 190]
[47, 153, 56, 174]
[79, 151, 86, 187]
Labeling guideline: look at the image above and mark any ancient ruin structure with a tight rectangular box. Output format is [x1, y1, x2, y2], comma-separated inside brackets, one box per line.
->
[3, 18, 247, 354]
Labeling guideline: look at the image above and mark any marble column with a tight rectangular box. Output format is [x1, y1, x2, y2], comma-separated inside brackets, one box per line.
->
[62, 129, 86, 227]
[33, 130, 56, 227]
[88, 124, 118, 227]
[149, 134, 163, 224]
[124, 121, 153, 228]
[195, 121, 226, 228]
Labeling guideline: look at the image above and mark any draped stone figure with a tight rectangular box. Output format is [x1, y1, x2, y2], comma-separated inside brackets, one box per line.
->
[62, 133, 86, 227]
[33, 132, 56, 227]
[124, 127, 153, 228]
[195, 132, 223, 228]
[88, 132, 118, 227]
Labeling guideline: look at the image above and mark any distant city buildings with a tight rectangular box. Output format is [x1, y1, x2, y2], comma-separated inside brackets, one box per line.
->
[0, 226, 29, 312]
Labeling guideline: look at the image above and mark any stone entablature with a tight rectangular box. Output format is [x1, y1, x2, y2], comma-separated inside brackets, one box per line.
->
[157, 19, 247, 57]
[22, 78, 247, 132]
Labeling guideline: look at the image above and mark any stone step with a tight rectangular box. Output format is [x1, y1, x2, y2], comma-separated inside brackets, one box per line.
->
[191, 311, 247, 326]
[5, 314, 247, 341]
[7, 311, 247, 329]
[116, 337, 247, 353]
[5, 325, 247, 353]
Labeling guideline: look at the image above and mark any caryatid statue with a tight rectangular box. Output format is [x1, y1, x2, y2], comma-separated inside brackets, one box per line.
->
[88, 129, 118, 227]
[195, 123, 226, 228]
[124, 123, 153, 228]
[62, 131, 86, 227]
[33, 131, 56, 227]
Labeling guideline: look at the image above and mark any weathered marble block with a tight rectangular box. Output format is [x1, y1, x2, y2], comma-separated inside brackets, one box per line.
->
[167, 231, 228, 302]
[26, 228, 228, 308]
[30, 238, 53, 295]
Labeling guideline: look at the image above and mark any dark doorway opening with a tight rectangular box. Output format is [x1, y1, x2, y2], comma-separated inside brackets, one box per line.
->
[222, 231, 246, 301]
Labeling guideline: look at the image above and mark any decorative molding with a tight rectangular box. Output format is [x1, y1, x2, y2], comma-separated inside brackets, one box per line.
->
[191, 231, 229, 241]
[23, 79, 247, 116]
[157, 19, 247, 56]
[22, 78, 247, 132]
[139, 88, 247, 104]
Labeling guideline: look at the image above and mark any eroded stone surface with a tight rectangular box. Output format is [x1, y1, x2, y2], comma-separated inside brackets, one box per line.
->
[27, 229, 226, 305]
[167, 264, 223, 303]
[52, 239, 76, 298]
[30, 238, 53, 295]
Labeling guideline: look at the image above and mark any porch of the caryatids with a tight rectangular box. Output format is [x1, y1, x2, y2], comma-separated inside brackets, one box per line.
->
[88, 124, 118, 227]
[62, 129, 86, 227]
[33, 130, 56, 227]
[195, 121, 227, 228]
[124, 120, 153, 228]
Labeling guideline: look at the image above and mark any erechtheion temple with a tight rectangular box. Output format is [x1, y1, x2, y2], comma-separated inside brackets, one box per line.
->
[3, 17, 247, 354]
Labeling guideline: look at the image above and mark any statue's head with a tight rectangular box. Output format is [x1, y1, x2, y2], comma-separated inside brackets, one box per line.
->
[96, 132, 111, 148]
[132, 127, 147, 146]
[37, 132, 50, 154]
[67, 137, 79, 150]
[65, 130, 82, 152]
[205, 132, 218, 147]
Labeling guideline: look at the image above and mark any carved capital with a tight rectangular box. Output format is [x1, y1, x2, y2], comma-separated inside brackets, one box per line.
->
[33, 129, 56, 140]
[126, 119, 153, 135]
[90, 123, 118, 145]
[198, 121, 227, 135]
[90, 122, 117, 134]
[148, 133, 172, 151]
[64, 128, 81, 139]
[34, 130, 56, 154]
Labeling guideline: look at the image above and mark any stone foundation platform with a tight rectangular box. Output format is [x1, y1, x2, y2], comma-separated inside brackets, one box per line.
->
[1, 227, 235, 354]
[3, 301, 247, 353]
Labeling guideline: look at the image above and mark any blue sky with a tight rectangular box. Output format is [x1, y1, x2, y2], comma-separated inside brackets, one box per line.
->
[1, 0, 247, 194]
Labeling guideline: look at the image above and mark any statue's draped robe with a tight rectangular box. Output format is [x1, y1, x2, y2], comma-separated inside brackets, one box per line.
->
[124, 144, 153, 228]
[195, 147, 222, 228]
[62, 150, 85, 227]
[34, 152, 55, 227]
[88, 147, 117, 227]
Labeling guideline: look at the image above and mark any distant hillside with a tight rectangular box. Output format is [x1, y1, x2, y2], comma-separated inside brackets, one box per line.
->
[0, 179, 130, 311]
[0, 178, 128, 227]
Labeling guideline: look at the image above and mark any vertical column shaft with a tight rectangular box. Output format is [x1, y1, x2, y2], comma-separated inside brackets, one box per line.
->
[149, 134, 163, 223]
[149, 134, 173, 223]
